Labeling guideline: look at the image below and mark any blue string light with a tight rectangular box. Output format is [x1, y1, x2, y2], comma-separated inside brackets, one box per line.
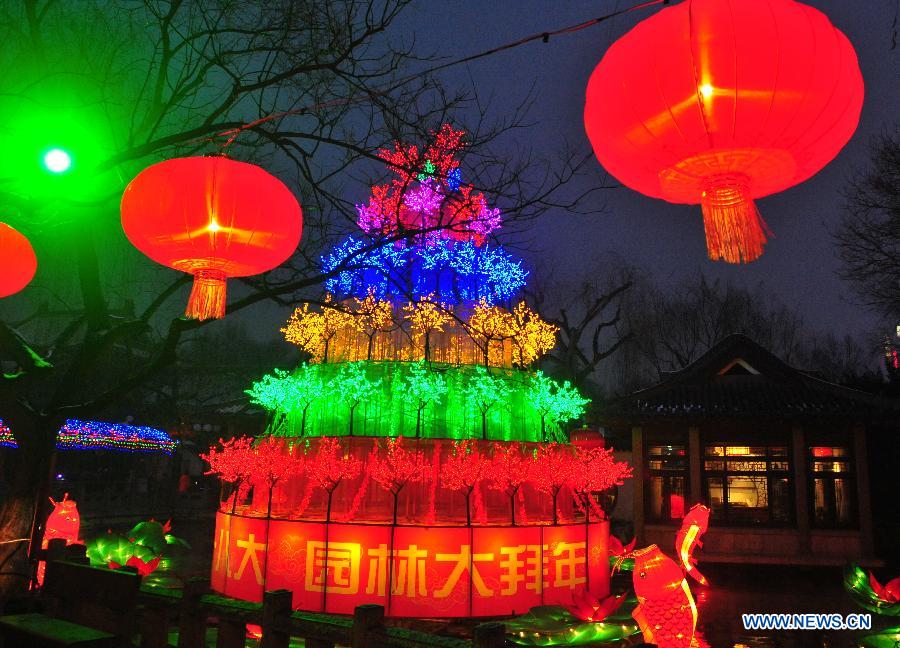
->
[445, 167, 462, 191]
[321, 236, 528, 304]
[56, 419, 177, 455]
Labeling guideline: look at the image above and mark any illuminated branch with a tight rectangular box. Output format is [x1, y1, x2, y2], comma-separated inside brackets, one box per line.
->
[530, 444, 576, 525]
[467, 300, 514, 366]
[401, 361, 448, 437]
[488, 443, 530, 526]
[350, 290, 395, 360]
[525, 371, 589, 441]
[368, 437, 431, 525]
[403, 295, 452, 361]
[440, 440, 491, 526]
[334, 362, 381, 436]
[462, 366, 511, 439]
[567, 446, 633, 521]
[508, 302, 558, 367]
[281, 296, 353, 362]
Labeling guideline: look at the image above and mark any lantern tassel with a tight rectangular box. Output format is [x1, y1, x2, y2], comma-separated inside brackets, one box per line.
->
[700, 178, 771, 264]
[186, 270, 227, 320]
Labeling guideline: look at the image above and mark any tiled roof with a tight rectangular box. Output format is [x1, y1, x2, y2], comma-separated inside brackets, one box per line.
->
[602, 334, 900, 421]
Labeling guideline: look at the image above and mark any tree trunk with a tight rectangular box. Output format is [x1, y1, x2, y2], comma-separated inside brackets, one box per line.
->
[0, 414, 57, 597]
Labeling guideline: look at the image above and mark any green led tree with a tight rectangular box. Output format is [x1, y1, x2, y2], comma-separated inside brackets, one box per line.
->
[526, 371, 590, 441]
[246, 369, 295, 434]
[335, 362, 381, 436]
[463, 366, 511, 439]
[402, 361, 448, 437]
[247, 366, 329, 435]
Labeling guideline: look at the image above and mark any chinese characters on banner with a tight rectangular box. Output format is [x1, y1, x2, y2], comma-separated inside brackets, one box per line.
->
[212, 512, 609, 617]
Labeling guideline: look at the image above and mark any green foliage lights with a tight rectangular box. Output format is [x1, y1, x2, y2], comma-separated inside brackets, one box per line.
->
[247, 361, 588, 442]
[246, 366, 326, 435]
[335, 362, 382, 436]
[526, 371, 590, 441]
[463, 366, 512, 439]
[402, 361, 448, 437]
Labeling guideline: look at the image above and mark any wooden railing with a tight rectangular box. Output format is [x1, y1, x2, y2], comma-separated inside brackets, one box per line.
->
[36, 541, 506, 647]
[137, 578, 507, 648]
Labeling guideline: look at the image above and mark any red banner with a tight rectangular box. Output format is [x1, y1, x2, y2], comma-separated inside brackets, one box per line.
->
[211, 512, 609, 617]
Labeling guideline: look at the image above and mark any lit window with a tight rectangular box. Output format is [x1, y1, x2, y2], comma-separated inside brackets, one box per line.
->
[646, 444, 687, 522]
[703, 444, 791, 525]
[809, 446, 855, 527]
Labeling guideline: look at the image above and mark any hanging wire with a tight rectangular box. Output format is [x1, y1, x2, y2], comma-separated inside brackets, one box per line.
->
[211, 0, 670, 148]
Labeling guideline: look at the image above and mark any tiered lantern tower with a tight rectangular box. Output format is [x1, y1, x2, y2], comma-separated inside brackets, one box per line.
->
[207, 126, 631, 618]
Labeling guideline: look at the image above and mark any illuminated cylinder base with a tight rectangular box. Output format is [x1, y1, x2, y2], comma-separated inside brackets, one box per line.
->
[700, 176, 769, 264]
[211, 512, 609, 617]
[186, 269, 227, 320]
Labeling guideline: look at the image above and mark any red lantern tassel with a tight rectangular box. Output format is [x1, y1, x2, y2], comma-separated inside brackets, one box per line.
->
[700, 177, 771, 264]
[186, 269, 227, 320]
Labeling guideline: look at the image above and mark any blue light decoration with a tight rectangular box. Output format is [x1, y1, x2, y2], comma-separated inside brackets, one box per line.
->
[56, 419, 177, 455]
[445, 167, 462, 192]
[322, 236, 528, 304]
[0, 420, 17, 448]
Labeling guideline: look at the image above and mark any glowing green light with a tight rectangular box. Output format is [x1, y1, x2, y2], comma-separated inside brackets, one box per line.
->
[42, 147, 72, 173]
[251, 361, 588, 442]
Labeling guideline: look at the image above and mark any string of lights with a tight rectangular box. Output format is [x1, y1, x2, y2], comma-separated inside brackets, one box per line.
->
[55, 419, 177, 455]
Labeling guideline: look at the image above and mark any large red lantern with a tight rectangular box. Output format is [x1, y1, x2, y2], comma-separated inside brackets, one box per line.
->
[120, 156, 302, 319]
[0, 223, 37, 298]
[584, 0, 864, 263]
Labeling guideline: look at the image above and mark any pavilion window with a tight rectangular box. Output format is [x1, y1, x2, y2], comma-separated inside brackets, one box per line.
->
[703, 444, 792, 526]
[646, 444, 687, 522]
[810, 446, 855, 528]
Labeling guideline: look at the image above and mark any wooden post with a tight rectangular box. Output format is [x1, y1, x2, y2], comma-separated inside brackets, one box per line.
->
[351, 604, 385, 648]
[472, 622, 506, 648]
[632, 426, 645, 544]
[853, 424, 875, 556]
[140, 606, 170, 648]
[216, 617, 246, 648]
[688, 425, 702, 505]
[260, 589, 292, 648]
[177, 578, 208, 648]
[791, 425, 810, 553]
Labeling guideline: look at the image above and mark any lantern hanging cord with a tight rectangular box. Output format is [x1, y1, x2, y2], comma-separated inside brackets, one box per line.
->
[214, 0, 669, 147]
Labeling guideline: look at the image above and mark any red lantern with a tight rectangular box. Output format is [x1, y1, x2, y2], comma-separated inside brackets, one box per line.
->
[120, 156, 302, 319]
[584, 0, 863, 263]
[0, 223, 37, 298]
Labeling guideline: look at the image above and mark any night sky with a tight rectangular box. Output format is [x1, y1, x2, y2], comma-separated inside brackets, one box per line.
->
[397, 1, 899, 341]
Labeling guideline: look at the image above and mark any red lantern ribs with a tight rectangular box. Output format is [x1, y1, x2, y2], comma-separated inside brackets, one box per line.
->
[120, 156, 302, 319]
[585, 0, 864, 263]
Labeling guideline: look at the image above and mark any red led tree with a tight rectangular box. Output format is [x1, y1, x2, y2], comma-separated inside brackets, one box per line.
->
[568, 446, 633, 522]
[306, 438, 363, 524]
[488, 443, 530, 526]
[440, 440, 491, 525]
[369, 438, 431, 525]
[530, 444, 576, 525]
[201, 436, 256, 513]
[248, 437, 306, 519]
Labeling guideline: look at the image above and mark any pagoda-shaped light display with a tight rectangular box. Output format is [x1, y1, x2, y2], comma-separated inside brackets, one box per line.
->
[206, 125, 632, 618]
